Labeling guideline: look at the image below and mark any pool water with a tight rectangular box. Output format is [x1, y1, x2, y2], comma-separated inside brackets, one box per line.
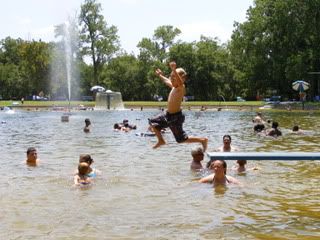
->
[1, 109, 319, 239]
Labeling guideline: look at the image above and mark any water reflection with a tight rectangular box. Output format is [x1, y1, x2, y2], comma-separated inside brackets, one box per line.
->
[0, 109, 319, 239]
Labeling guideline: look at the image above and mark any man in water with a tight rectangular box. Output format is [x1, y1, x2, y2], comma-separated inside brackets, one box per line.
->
[190, 147, 204, 171]
[26, 147, 39, 166]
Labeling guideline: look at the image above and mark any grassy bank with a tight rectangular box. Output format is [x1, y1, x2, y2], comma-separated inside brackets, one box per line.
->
[1, 100, 263, 108]
[1, 100, 319, 112]
[125, 101, 264, 108]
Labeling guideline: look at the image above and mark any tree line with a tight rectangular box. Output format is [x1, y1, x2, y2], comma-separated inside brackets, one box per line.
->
[1, 0, 320, 101]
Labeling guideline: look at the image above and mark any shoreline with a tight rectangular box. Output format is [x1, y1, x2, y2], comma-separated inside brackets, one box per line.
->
[2, 101, 319, 112]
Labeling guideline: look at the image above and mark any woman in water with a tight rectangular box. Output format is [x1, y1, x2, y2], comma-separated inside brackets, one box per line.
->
[199, 160, 240, 186]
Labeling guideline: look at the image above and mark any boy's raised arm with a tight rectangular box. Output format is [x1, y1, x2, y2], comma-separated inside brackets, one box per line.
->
[169, 62, 183, 86]
[155, 68, 173, 88]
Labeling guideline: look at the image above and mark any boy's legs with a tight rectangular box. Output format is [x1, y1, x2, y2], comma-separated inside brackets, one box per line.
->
[150, 126, 166, 148]
[168, 112, 208, 151]
[148, 113, 168, 149]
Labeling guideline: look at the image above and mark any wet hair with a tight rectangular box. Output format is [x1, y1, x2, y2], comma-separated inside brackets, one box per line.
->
[114, 123, 120, 129]
[27, 147, 36, 154]
[79, 154, 93, 164]
[272, 121, 279, 129]
[292, 125, 299, 131]
[254, 124, 265, 132]
[78, 162, 89, 175]
[223, 135, 231, 142]
[237, 160, 247, 166]
[176, 68, 187, 80]
[206, 159, 216, 168]
[209, 159, 227, 174]
[191, 147, 204, 158]
[85, 118, 91, 124]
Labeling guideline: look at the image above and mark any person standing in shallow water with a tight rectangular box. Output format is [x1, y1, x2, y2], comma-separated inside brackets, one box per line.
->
[83, 118, 91, 133]
[199, 160, 240, 186]
[26, 147, 39, 166]
[74, 162, 93, 186]
[149, 61, 208, 151]
[216, 135, 239, 152]
[206, 135, 239, 168]
[266, 121, 282, 137]
[77, 154, 101, 178]
[190, 147, 204, 171]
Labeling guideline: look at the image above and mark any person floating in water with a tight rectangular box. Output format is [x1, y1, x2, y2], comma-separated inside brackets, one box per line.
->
[26, 147, 40, 166]
[113, 123, 131, 132]
[122, 119, 137, 130]
[83, 118, 91, 133]
[74, 162, 93, 186]
[291, 125, 304, 135]
[149, 61, 208, 150]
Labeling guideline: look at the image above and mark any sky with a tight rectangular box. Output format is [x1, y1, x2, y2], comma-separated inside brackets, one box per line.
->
[0, 0, 254, 54]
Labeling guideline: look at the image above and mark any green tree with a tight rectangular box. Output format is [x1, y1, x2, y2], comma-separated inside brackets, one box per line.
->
[137, 25, 181, 63]
[79, 0, 120, 85]
[19, 40, 51, 98]
[170, 37, 233, 101]
[230, 0, 320, 100]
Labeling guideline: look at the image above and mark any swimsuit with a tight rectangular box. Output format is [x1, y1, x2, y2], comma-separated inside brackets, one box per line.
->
[86, 169, 97, 178]
[148, 111, 188, 143]
[213, 176, 230, 185]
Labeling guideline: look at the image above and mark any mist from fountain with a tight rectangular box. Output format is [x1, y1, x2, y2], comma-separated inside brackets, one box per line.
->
[64, 23, 72, 106]
[51, 17, 79, 117]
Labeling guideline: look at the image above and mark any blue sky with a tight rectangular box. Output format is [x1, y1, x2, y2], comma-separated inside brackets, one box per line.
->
[1, 0, 253, 54]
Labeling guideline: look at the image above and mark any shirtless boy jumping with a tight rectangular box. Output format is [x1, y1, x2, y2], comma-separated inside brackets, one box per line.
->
[149, 61, 208, 151]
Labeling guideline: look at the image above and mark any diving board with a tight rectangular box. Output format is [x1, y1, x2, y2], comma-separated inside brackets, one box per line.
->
[207, 152, 320, 161]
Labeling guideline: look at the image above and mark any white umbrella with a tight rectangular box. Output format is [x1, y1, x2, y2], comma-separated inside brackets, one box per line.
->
[90, 85, 105, 92]
[292, 80, 310, 92]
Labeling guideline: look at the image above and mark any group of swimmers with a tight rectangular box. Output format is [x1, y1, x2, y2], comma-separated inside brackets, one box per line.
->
[24, 61, 305, 189]
[253, 112, 304, 137]
[189, 135, 260, 186]
[113, 119, 137, 132]
[25, 147, 99, 187]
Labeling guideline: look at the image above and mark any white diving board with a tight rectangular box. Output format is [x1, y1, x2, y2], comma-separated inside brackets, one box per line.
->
[207, 152, 320, 161]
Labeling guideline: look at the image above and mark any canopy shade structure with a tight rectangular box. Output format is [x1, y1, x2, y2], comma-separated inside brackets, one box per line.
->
[90, 85, 106, 92]
[292, 80, 310, 92]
